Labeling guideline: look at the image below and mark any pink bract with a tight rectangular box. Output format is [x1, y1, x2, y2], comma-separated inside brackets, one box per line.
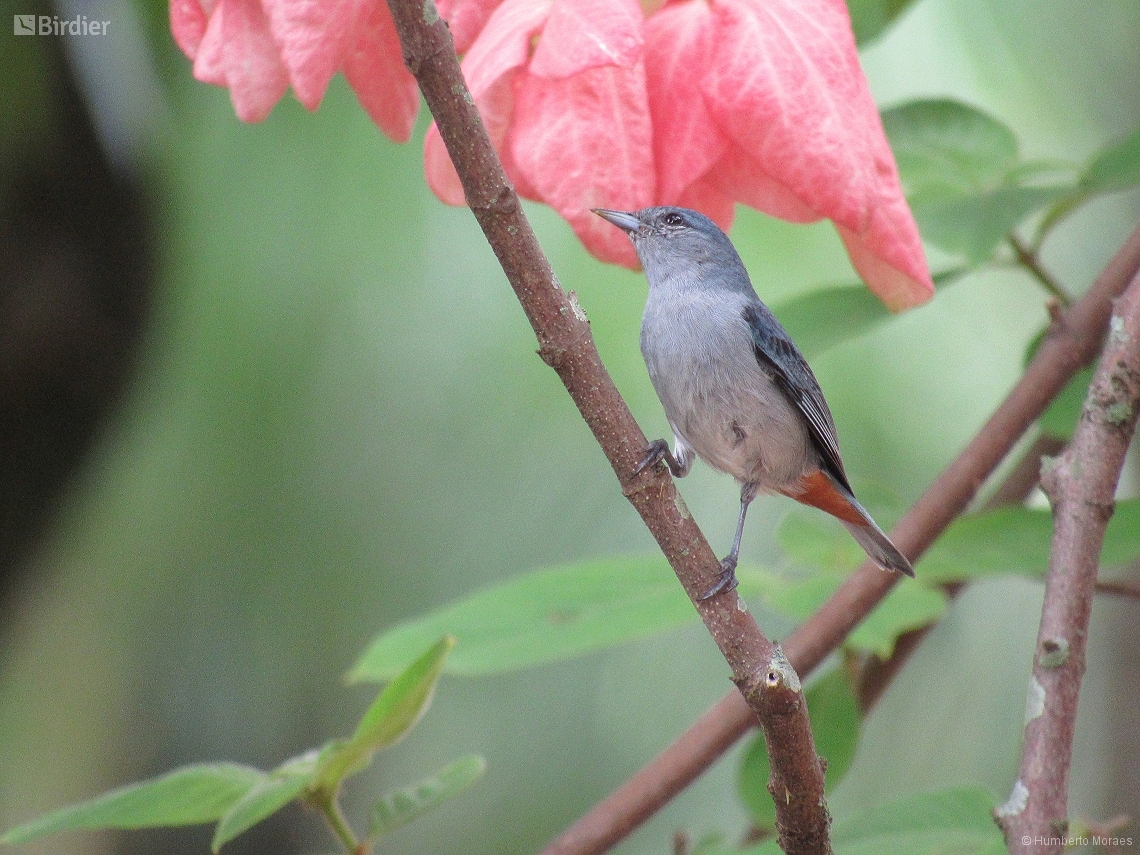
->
[427, 0, 933, 306]
[171, 0, 419, 141]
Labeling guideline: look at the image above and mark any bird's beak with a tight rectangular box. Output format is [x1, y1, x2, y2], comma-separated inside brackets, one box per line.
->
[592, 208, 641, 233]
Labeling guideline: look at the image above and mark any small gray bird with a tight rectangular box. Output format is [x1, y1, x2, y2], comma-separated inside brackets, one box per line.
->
[594, 206, 914, 598]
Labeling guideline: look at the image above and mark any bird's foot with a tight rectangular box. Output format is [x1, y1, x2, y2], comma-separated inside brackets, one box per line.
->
[634, 439, 677, 477]
[699, 556, 740, 600]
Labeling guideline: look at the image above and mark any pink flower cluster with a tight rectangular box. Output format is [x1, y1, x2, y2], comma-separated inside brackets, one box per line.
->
[171, 0, 934, 309]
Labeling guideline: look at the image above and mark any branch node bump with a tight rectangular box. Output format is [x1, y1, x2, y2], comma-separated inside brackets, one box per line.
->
[996, 779, 1030, 820]
[1024, 676, 1045, 724]
[536, 344, 563, 369]
[1038, 637, 1070, 669]
[766, 644, 801, 693]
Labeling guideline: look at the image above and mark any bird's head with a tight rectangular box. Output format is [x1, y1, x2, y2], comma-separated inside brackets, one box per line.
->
[593, 207, 747, 289]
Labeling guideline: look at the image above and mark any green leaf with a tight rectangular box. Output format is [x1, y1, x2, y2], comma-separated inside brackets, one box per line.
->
[1098, 499, 1140, 568]
[1082, 124, 1140, 194]
[848, 583, 947, 657]
[918, 505, 1053, 583]
[351, 538, 948, 681]
[1, 764, 264, 845]
[881, 99, 1076, 262]
[369, 755, 486, 838]
[738, 670, 862, 827]
[319, 636, 454, 788]
[919, 499, 1140, 584]
[831, 786, 1003, 854]
[739, 733, 777, 829]
[882, 99, 1020, 194]
[728, 787, 1004, 855]
[909, 184, 1072, 264]
[771, 268, 967, 360]
[774, 287, 893, 360]
[806, 670, 862, 789]
[351, 557, 774, 680]
[1039, 366, 1093, 439]
[847, 0, 918, 45]
[778, 512, 866, 573]
[211, 751, 322, 851]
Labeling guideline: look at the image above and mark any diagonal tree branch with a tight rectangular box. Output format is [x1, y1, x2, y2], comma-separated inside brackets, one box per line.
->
[997, 269, 1140, 853]
[540, 223, 1140, 855]
[382, 1, 831, 851]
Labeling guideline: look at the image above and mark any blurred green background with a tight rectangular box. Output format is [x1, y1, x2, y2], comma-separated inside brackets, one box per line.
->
[2, 0, 1139, 853]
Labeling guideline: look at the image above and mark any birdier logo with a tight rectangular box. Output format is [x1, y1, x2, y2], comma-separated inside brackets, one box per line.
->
[13, 13, 110, 35]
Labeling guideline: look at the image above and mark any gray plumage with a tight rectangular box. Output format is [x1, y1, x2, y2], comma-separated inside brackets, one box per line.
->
[595, 206, 914, 596]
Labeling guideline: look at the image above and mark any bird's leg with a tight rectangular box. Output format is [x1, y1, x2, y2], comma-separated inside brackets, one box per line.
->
[634, 438, 689, 479]
[700, 484, 756, 600]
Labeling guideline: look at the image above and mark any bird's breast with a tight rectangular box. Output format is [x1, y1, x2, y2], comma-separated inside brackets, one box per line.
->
[640, 288, 813, 488]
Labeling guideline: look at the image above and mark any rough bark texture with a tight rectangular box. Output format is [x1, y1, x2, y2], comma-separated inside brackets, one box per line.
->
[381, 0, 832, 851]
[998, 270, 1140, 852]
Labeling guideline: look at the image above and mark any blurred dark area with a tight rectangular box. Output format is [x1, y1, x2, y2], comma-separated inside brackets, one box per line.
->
[0, 3, 152, 610]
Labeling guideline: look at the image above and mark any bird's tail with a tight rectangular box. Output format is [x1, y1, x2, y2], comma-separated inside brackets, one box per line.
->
[781, 469, 915, 577]
[841, 517, 914, 577]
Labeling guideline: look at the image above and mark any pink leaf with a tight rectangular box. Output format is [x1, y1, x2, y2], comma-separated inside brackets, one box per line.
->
[424, 0, 550, 205]
[643, 0, 727, 203]
[836, 169, 933, 309]
[510, 61, 654, 267]
[171, 0, 209, 59]
[343, 0, 420, 141]
[530, 0, 643, 79]
[436, 0, 507, 53]
[705, 144, 818, 223]
[262, 0, 365, 111]
[193, 0, 289, 122]
[703, 0, 868, 224]
[460, 0, 553, 97]
[702, 0, 931, 306]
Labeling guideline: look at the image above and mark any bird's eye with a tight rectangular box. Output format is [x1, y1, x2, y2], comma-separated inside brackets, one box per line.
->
[663, 212, 684, 227]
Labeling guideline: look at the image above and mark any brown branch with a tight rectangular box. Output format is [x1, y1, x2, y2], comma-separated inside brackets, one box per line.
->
[1095, 579, 1140, 601]
[997, 270, 1140, 852]
[746, 648, 829, 854]
[540, 223, 1140, 855]
[381, 1, 831, 851]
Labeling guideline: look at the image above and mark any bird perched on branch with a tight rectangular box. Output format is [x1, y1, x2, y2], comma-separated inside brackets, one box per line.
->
[594, 206, 914, 598]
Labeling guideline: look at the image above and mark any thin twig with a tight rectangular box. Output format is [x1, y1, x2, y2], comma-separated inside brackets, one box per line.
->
[1095, 579, 1140, 601]
[381, 1, 832, 851]
[312, 791, 360, 853]
[997, 268, 1140, 852]
[540, 224, 1140, 855]
[1010, 233, 1073, 306]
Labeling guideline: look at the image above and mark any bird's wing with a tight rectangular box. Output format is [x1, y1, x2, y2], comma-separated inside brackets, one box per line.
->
[742, 302, 853, 493]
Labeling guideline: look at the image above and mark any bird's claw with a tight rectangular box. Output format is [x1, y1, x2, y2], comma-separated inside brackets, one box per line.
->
[633, 439, 671, 477]
[699, 556, 740, 600]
